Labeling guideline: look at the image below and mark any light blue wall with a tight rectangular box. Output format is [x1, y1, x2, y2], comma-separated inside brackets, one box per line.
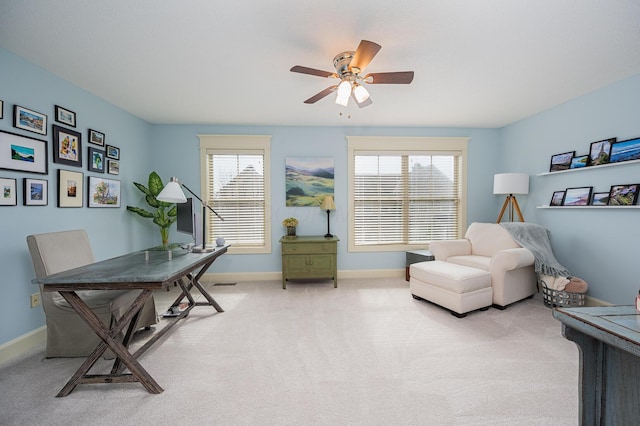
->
[150, 125, 501, 275]
[0, 48, 155, 345]
[500, 74, 640, 304]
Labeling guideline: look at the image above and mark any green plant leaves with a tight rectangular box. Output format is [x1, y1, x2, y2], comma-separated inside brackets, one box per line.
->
[148, 171, 164, 197]
[126, 206, 154, 218]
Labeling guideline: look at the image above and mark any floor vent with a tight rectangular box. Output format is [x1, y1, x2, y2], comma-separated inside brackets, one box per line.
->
[213, 282, 237, 286]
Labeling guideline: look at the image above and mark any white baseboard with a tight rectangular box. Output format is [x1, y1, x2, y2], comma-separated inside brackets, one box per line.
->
[585, 295, 612, 307]
[0, 326, 46, 366]
[201, 268, 405, 283]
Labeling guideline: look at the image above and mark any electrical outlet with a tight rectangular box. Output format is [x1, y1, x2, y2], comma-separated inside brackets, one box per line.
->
[30, 292, 41, 308]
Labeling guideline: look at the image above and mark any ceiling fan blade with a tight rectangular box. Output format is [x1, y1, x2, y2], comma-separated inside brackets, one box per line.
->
[303, 86, 338, 104]
[290, 65, 337, 78]
[352, 92, 373, 108]
[349, 40, 382, 72]
[364, 71, 414, 84]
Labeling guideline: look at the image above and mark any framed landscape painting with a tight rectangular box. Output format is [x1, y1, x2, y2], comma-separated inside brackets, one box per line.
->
[24, 178, 48, 206]
[0, 177, 17, 206]
[0, 130, 48, 174]
[549, 151, 574, 172]
[57, 169, 83, 208]
[589, 138, 614, 166]
[285, 157, 334, 207]
[550, 191, 565, 206]
[13, 105, 47, 135]
[607, 183, 640, 206]
[562, 186, 592, 206]
[609, 137, 640, 163]
[88, 176, 120, 208]
[591, 192, 609, 206]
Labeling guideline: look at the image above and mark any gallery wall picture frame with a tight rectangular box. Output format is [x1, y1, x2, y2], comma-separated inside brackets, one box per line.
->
[14, 105, 48, 135]
[550, 191, 565, 206]
[562, 186, 593, 206]
[549, 151, 574, 172]
[23, 178, 48, 206]
[89, 129, 105, 146]
[609, 137, 640, 163]
[53, 124, 82, 167]
[591, 192, 610, 206]
[107, 159, 119, 175]
[0, 129, 48, 174]
[106, 144, 120, 160]
[0, 177, 17, 206]
[0, 99, 3, 119]
[88, 176, 121, 208]
[607, 183, 640, 206]
[589, 137, 614, 166]
[570, 155, 588, 169]
[54, 105, 76, 127]
[57, 169, 83, 208]
[88, 146, 105, 173]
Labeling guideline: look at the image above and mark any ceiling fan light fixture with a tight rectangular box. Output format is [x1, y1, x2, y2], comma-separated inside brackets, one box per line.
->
[353, 84, 370, 103]
[335, 80, 351, 106]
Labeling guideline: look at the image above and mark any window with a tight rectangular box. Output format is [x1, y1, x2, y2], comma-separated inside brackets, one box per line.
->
[347, 136, 468, 252]
[199, 135, 271, 254]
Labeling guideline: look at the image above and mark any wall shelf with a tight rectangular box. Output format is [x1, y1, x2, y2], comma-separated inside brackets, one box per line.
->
[537, 205, 640, 209]
[537, 158, 640, 176]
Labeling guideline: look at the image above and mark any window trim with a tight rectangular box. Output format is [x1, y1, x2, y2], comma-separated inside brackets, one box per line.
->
[347, 136, 469, 252]
[199, 134, 271, 254]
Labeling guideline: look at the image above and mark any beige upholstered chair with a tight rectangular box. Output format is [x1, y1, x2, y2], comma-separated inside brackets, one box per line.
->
[27, 229, 157, 358]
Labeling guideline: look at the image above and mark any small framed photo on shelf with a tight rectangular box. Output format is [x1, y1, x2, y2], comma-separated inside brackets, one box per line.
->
[0, 99, 4, 119]
[54, 105, 76, 127]
[53, 125, 82, 167]
[88, 147, 105, 173]
[107, 159, 119, 175]
[591, 192, 610, 206]
[106, 144, 119, 160]
[13, 105, 48, 135]
[89, 129, 105, 146]
[549, 151, 574, 172]
[562, 186, 593, 206]
[607, 183, 640, 206]
[609, 137, 640, 163]
[0, 177, 17, 206]
[88, 176, 121, 208]
[550, 191, 565, 206]
[0, 130, 48, 174]
[570, 155, 588, 169]
[589, 138, 615, 166]
[57, 169, 83, 208]
[23, 178, 48, 206]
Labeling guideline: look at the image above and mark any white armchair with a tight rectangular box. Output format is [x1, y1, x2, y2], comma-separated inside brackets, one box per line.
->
[429, 222, 537, 308]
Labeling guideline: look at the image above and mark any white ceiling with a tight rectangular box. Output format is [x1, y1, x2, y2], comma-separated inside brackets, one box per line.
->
[1, 0, 640, 128]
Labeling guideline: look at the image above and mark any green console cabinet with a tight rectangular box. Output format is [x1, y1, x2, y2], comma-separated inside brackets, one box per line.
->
[279, 235, 339, 289]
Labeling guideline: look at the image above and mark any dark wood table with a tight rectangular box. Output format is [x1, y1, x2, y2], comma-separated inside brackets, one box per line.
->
[33, 243, 228, 397]
[553, 305, 640, 425]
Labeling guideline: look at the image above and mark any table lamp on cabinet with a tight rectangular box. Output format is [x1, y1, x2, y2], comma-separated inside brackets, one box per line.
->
[321, 195, 336, 238]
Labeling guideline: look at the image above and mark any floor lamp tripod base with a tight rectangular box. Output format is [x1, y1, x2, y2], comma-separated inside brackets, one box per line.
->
[496, 194, 525, 223]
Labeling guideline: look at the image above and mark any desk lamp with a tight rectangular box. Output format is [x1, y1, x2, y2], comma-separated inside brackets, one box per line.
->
[493, 173, 529, 223]
[157, 177, 224, 252]
[321, 195, 336, 238]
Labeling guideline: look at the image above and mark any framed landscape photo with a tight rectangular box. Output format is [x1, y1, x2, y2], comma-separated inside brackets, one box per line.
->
[88, 176, 121, 208]
[106, 144, 119, 159]
[591, 192, 609, 206]
[0, 177, 17, 206]
[550, 191, 565, 206]
[54, 105, 76, 127]
[549, 151, 574, 172]
[23, 178, 48, 206]
[570, 154, 588, 169]
[57, 169, 83, 208]
[0, 130, 48, 174]
[13, 105, 48, 135]
[589, 138, 614, 166]
[53, 124, 82, 167]
[107, 159, 119, 175]
[88, 147, 105, 173]
[89, 129, 105, 146]
[609, 137, 640, 163]
[607, 183, 640, 206]
[562, 186, 593, 206]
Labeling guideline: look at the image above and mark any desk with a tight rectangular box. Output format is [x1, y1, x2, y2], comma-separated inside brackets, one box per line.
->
[33, 244, 228, 397]
[553, 306, 640, 425]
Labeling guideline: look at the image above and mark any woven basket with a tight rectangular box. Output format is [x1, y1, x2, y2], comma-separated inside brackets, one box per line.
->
[541, 281, 586, 308]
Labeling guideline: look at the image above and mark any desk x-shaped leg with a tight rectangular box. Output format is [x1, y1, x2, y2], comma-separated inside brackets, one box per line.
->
[56, 289, 162, 397]
[169, 258, 224, 313]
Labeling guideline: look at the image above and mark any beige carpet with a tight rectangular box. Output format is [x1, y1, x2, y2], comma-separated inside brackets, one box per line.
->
[0, 278, 579, 425]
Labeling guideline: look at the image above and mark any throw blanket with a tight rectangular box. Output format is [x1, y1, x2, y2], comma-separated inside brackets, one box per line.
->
[500, 222, 570, 280]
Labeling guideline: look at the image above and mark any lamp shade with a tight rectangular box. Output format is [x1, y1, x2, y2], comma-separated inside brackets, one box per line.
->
[493, 173, 529, 195]
[321, 195, 336, 210]
[156, 178, 187, 203]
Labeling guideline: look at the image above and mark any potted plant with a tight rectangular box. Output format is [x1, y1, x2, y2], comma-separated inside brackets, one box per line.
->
[126, 171, 177, 246]
[282, 217, 299, 236]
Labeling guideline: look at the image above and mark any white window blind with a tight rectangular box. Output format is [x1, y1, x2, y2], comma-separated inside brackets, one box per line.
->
[200, 135, 271, 254]
[347, 136, 468, 252]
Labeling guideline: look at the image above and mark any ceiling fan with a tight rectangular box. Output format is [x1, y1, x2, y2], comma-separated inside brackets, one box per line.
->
[290, 40, 414, 108]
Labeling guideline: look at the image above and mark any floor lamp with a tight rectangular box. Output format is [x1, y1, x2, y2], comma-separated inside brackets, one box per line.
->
[494, 173, 529, 223]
